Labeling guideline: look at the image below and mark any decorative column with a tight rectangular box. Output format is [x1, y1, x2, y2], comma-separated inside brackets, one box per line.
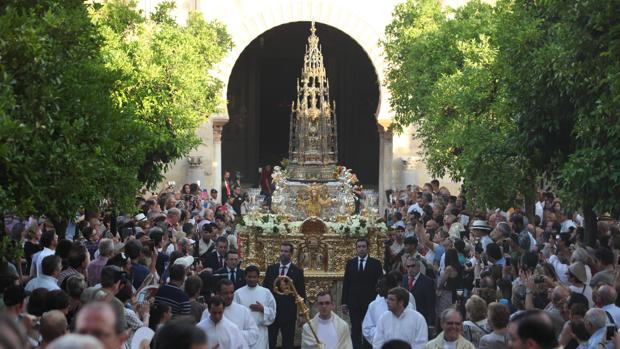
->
[377, 126, 386, 214]
[211, 114, 228, 202]
[377, 118, 393, 214]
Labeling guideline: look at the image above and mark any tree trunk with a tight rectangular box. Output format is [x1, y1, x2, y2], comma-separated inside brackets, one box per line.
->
[583, 200, 597, 247]
[524, 177, 537, 224]
[50, 216, 68, 240]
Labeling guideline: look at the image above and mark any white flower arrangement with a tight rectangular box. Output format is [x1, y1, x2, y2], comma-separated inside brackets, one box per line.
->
[240, 213, 387, 236]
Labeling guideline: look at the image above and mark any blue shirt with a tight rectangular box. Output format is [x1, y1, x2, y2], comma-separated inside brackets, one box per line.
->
[434, 245, 445, 264]
[25, 274, 60, 292]
[131, 263, 150, 290]
[588, 327, 614, 349]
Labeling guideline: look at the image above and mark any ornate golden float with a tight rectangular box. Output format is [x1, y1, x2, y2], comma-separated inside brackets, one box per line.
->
[240, 22, 385, 302]
[240, 215, 384, 302]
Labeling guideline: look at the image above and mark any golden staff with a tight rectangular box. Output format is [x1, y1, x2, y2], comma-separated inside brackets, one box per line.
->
[273, 275, 322, 347]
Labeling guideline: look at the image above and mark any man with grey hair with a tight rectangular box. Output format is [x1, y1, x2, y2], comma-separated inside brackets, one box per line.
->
[40, 310, 68, 349]
[166, 207, 181, 232]
[48, 334, 104, 349]
[426, 309, 475, 349]
[596, 285, 620, 327]
[584, 308, 613, 349]
[545, 286, 570, 336]
[87, 238, 114, 286]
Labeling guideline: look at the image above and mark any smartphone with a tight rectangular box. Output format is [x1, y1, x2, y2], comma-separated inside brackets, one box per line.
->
[459, 214, 470, 227]
[606, 325, 615, 340]
[137, 292, 146, 304]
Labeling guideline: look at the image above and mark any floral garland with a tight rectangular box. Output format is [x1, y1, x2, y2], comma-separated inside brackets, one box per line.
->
[240, 213, 387, 236]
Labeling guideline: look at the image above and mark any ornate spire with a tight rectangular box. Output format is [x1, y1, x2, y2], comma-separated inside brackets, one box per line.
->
[288, 22, 338, 181]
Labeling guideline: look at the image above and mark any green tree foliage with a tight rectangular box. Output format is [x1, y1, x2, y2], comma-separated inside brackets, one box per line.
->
[0, 0, 231, 229]
[384, 0, 620, 239]
[0, 0, 140, 228]
[382, 0, 531, 210]
[498, 0, 620, 242]
[91, 0, 232, 187]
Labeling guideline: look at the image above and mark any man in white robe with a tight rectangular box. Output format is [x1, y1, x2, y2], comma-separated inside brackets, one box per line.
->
[372, 287, 427, 349]
[362, 276, 416, 344]
[233, 266, 276, 349]
[197, 296, 248, 349]
[202, 278, 259, 348]
[302, 292, 353, 349]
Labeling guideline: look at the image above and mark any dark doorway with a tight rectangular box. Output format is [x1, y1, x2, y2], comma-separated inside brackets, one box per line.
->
[224, 21, 380, 186]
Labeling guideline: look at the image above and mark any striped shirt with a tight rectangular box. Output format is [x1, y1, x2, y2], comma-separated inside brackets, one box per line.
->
[154, 283, 191, 316]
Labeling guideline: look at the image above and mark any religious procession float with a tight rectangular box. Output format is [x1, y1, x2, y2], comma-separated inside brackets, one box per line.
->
[239, 23, 387, 301]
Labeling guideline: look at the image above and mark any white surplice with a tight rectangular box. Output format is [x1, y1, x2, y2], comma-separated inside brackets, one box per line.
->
[371, 308, 427, 349]
[233, 285, 277, 349]
[201, 302, 259, 348]
[301, 312, 353, 349]
[362, 294, 416, 344]
[197, 315, 248, 349]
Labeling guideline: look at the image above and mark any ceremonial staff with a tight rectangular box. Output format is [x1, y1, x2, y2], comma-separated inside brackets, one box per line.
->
[273, 275, 322, 348]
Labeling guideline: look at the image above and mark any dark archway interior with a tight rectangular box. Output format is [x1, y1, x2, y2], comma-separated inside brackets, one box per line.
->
[224, 21, 379, 186]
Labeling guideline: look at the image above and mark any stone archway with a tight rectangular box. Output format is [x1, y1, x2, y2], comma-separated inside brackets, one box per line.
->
[200, 1, 396, 205]
[208, 0, 393, 123]
[223, 21, 380, 186]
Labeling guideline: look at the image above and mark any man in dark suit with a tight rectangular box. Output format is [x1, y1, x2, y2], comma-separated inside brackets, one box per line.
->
[214, 249, 245, 290]
[342, 238, 383, 349]
[203, 236, 228, 271]
[263, 242, 305, 349]
[403, 255, 435, 328]
[194, 222, 217, 263]
[221, 170, 232, 204]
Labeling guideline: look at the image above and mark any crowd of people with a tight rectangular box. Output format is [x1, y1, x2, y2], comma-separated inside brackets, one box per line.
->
[2, 176, 620, 349]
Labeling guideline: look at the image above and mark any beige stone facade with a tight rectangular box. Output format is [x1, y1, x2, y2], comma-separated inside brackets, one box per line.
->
[144, 0, 465, 208]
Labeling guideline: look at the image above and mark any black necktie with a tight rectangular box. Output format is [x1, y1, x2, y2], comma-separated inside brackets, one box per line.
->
[230, 269, 235, 281]
[219, 256, 224, 268]
[280, 265, 286, 276]
[359, 258, 364, 271]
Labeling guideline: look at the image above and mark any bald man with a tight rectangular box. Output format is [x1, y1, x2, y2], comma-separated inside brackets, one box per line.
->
[545, 286, 570, 336]
[596, 285, 620, 327]
[40, 310, 68, 349]
[75, 302, 128, 349]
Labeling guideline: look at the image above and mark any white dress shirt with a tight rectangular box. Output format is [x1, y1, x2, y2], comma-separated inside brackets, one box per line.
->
[279, 262, 292, 276]
[550, 255, 592, 286]
[357, 257, 367, 271]
[30, 247, 54, 277]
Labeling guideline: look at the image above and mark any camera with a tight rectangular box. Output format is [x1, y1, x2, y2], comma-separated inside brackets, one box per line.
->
[465, 261, 473, 268]
[534, 275, 545, 284]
